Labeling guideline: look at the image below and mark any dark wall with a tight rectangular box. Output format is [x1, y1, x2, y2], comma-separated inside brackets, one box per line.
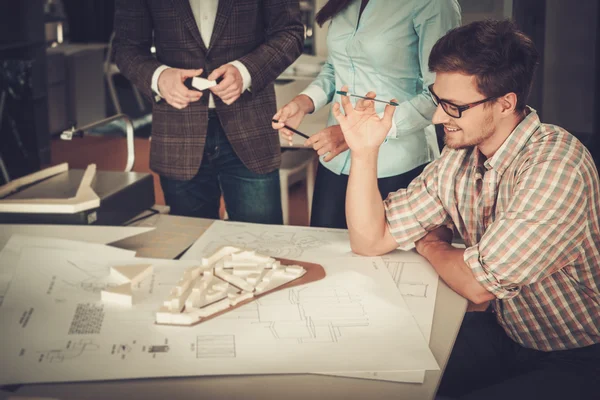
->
[62, 0, 115, 43]
[0, 0, 49, 182]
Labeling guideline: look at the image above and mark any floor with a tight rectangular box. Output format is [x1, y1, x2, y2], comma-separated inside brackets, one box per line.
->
[49, 135, 311, 226]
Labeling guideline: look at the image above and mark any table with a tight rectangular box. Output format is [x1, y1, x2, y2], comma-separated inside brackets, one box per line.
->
[0, 217, 467, 400]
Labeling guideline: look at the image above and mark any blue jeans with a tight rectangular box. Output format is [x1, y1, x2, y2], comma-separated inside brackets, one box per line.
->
[160, 111, 283, 224]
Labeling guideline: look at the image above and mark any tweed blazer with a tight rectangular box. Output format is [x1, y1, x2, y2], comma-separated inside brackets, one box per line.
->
[113, 0, 304, 179]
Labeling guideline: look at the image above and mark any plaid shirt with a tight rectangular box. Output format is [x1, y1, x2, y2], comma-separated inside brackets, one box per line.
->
[384, 109, 600, 351]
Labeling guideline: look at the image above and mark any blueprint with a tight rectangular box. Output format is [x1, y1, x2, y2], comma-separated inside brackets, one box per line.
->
[0, 234, 137, 306]
[182, 221, 440, 382]
[0, 245, 438, 385]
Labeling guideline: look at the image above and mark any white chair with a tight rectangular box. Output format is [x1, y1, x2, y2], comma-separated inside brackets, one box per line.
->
[279, 149, 316, 225]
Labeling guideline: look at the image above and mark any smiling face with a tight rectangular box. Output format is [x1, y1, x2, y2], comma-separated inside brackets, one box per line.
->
[431, 72, 499, 152]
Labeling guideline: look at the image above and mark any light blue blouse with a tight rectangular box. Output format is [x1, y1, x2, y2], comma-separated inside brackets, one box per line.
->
[302, 0, 461, 177]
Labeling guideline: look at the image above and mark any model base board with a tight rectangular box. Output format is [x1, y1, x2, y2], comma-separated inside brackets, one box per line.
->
[156, 246, 326, 326]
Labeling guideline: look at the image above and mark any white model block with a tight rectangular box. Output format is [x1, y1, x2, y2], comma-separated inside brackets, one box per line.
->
[231, 250, 273, 263]
[164, 285, 193, 312]
[284, 265, 305, 278]
[110, 264, 153, 285]
[216, 270, 254, 292]
[156, 306, 174, 324]
[204, 288, 229, 304]
[254, 280, 270, 293]
[175, 273, 196, 296]
[224, 259, 260, 269]
[262, 269, 275, 283]
[101, 283, 133, 306]
[229, 291, 254, 306]
[170, 309, 203, 325]
[191, 76, 217, 91]
[245, 273, 261, 285]
[185, 290, 201, 309]
[272, 261, 282, 270]
[201, 246, 238, 266]
[196, 273, 213, 290]
[232, 266, 263, 277]
[198, 298, 230, 317]
[230, 249, 255, 260]
[211, 281, 229, 292]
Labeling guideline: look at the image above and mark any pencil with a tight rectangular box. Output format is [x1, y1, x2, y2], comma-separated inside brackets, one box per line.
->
[336, 90, 399, 107]
[272, 119, 310, 139]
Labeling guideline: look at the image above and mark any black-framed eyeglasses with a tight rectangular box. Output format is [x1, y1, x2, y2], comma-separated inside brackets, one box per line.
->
[428, 84, 500, 118]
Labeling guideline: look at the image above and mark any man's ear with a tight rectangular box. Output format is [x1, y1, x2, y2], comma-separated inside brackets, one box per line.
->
[498, 92, 518, 116]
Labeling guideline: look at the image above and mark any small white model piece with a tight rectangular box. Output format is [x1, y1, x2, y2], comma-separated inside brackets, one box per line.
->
[110, 264, 153, 285]
[102, 263, 155, 306]
[201, 246, 238, 266]
[101, 283, 133, 306]
[156, 246, 307, 326]
[191, 76, 217, 91]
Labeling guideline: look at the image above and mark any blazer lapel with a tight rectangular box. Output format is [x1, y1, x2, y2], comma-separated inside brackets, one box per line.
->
[208, 0, 234, 53]
[170, 0, 207, 53]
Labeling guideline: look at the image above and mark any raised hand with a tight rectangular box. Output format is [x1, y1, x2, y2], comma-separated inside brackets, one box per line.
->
[333, 85, 396, 157]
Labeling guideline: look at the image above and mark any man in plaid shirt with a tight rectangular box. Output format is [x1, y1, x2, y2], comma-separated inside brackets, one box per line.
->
[335, 20, 600, 399]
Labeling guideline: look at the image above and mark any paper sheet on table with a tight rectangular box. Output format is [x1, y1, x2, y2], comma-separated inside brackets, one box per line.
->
[0, 235, 137, 306]
[181, 221, 440, 383]
[0, 224, 153, 250]
[0, 248, 438, 385]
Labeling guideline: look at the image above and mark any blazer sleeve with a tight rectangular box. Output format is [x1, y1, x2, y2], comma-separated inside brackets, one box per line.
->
[238, 0, 305, 93]
[112, 0, 162, 101]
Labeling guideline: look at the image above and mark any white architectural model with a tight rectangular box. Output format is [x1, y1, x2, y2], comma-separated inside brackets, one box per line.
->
[101, 263, 154, 306]
[156, 246, 306, 326]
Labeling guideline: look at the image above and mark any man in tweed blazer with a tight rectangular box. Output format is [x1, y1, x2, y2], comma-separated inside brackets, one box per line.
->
[113, 0, 304, 223]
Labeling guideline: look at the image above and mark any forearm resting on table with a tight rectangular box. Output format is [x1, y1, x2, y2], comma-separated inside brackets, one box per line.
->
[346, 153, 394, 256]
[418, 241, 495, 305]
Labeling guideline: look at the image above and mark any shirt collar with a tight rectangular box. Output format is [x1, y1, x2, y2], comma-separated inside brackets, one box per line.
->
[484, 106, 540, 174]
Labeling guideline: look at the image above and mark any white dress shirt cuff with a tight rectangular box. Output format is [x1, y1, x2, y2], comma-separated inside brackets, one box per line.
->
[300, 85, 329, 113]
[151, 65, 171, 99]
[229, 60, 252, 92]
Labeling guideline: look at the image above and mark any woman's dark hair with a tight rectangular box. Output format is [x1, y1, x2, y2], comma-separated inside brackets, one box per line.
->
[315, 0, 354, 27]
[429, 19, 540, 112]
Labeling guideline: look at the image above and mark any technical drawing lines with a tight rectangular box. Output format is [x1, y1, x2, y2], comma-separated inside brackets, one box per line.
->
[196, 335, 236, 359]
[38, 339, 99, 363]
[256, 286, 369, 343]
[385, 261, 429, 298]
[202, 230, 327, 259]
[68, 303, 105, 335]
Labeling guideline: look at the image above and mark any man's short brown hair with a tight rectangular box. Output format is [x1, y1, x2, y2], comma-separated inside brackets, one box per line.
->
[429, 19, 540, 112]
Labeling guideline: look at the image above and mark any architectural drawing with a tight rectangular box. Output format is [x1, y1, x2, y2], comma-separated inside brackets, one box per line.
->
[255, 286, 369, 344]
[202, 231, 327, 259]
[385, 261, 430, 298]
[196, 335, 236, 359]
[38, 339, 100, 363]
[68, 303, 105, 335]
[0, 245, 439, 386]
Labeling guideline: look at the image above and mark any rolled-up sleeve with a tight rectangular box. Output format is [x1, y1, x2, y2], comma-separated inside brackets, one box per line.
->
[464, 245, 520, 299]
[463, 156, 588, 300]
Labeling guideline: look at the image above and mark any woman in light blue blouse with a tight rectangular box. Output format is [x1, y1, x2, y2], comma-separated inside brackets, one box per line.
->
[272, 0, 461, 229]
